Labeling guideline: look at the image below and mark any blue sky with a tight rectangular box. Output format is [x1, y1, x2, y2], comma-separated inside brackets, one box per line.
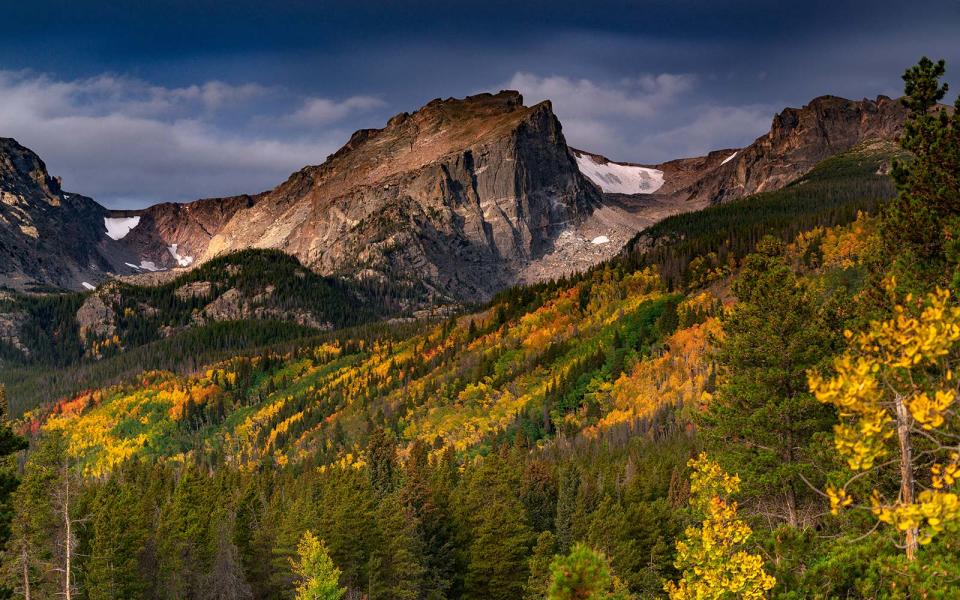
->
[1, 0, 957, 208]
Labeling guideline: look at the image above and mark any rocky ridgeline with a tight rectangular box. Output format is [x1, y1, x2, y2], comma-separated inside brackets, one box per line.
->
[0, 92, 913, 299]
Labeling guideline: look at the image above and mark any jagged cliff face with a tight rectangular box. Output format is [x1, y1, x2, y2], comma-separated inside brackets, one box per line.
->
[0, 138, 136, 291]
[672, 95, 908, 205]
[132, 91, 601, 300]
[0, 92, 912, 298]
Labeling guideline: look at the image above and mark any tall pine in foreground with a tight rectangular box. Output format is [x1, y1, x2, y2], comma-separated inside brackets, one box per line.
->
[699, 237, 837, 527]
[882, 57, 960, 291]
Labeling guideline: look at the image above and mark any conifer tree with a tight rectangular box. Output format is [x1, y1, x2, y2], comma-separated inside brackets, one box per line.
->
[1, 431, 75, 600]
[699, 237, 836, 527]
[367, 493, 424, 600]
[882, 57, 960, 288]
[524, 530, 558, 600]
[0, 386, 27, 600]
[548, 543, 632, 600]
[461, 453, 533, 600]
[399, 440, 456, 600]
[85, 478, 149, 600]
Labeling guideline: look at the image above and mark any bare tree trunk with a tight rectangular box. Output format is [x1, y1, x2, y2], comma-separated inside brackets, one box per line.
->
[21, 545, 31, 600]
[64, 468, 71, 600]
[895, 395, 918, 560]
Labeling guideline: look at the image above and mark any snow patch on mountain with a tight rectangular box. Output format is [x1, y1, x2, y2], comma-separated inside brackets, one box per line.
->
[104, 216, 141, 240]
[168, 244, 193, 267]
[721, 151, 738, 166]
[574, 151, 664, 195]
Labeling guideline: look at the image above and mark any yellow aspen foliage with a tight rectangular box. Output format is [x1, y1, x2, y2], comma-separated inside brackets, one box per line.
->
[664, 453, 775, 600]
[809, 286, 960, 553]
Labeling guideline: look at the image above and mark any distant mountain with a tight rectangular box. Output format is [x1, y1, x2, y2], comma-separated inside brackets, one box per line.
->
[0, 92, 911, 298]
[653, 95, 908, 206]
[0, 138, 143, 291]
[119, 91, 605, 302]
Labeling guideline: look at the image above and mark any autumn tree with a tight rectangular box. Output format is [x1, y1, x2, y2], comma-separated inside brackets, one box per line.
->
[664, 453, 775, 600]
[809, 287, 960, 560]
[291, 531, 345, 600]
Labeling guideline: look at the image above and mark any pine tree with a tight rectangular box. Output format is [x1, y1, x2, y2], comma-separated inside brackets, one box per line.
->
[156, 466, 215, 598]
[85, 478, 150, 600]
[399, 440, 455, 600]
[461, 452, 533, 600]
[292, 531, 345, 600]
[367, 493, 424, 600]
[699, 237, 836, 527]
[524, 530, 557, 600]
[0, 386, 27, 600]
[367, 427, 397, 498]
[882, 57, 960, 288]
[554, 465, 580, 554]
[1, 431, 74, 600]
[547, 543, 632, 600]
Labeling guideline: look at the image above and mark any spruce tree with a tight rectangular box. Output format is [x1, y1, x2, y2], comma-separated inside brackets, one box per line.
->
[367, 493, 424, 600]
[85, 478, 150, 600]
[524, 530, 558, 600]
[699, 237, 836, 527]
[882, 57, 960, 288]
[0, 386, 27, 600]
[461, 452, 533, 600]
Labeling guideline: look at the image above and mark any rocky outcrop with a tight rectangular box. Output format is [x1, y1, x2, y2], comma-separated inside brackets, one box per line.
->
[672, 95, 908, 205]
[0, 92, 914, 300]
[196, 286, 329, 329]
[75, 285, 119, 343]
[0, 138, 141, 291]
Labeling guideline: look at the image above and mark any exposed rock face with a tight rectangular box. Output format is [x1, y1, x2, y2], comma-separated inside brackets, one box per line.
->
[0, 93, 912, 300]
[0, 138, 139, 291]
[118, 194, 259, 271]
[196, 286, 329, 329]
[75, 285, 119, 343]
[671, 95, 908, 205]
[138, 91, 600, 301]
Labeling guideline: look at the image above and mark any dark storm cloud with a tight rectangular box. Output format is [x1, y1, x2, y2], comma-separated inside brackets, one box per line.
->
[0, 0, 957, 207]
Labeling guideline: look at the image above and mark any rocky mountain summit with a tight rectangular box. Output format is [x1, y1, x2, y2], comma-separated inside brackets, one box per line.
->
[125, 91, 603, 301]
[0, 92, 913, 300]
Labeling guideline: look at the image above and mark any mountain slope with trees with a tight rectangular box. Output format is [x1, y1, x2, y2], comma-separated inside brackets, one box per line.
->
[2, 58, 960, 599]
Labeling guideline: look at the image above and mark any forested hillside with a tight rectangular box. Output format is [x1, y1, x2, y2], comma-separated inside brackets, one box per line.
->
[1, 59, 959, 600]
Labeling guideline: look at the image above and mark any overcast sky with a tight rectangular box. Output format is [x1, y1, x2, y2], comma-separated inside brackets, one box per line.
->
[2, 0, 958, 208]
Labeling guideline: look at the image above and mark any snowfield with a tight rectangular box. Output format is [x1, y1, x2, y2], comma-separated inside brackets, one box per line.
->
[721, 151, 739, 165]
[104, 216, 141, 240]
[574, 151, 664, 195]
[168, 244, 194, 267]
[591, 235, 610, 245]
